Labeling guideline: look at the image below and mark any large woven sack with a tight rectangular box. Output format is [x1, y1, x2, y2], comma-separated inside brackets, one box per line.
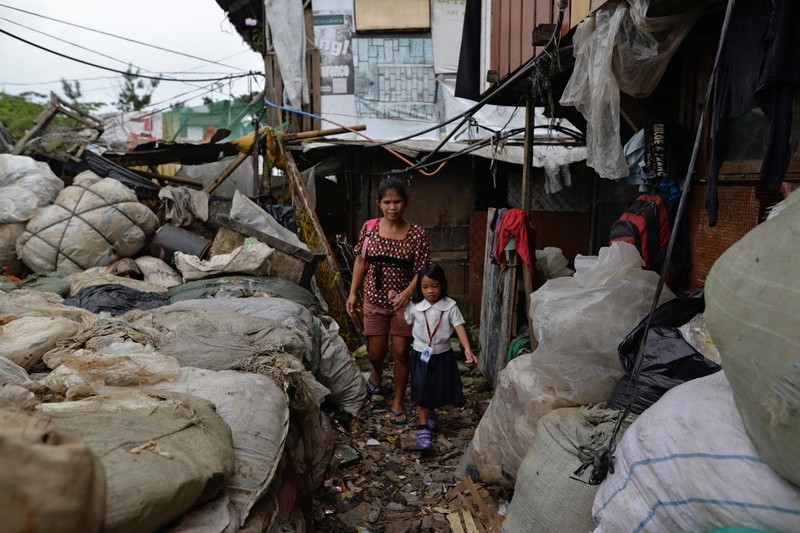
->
[16, 171, 158, 273]
[593, 372, 800, 532]
[705, 189, 800, 487]
[0, 408, 106, 533]
[503, 405, 631, 533]
[40, 387, 234, 533]
[150, 368, 290, 527]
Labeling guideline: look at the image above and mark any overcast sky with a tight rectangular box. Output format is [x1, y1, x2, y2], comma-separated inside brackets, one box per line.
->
[0, 0, 264, 113]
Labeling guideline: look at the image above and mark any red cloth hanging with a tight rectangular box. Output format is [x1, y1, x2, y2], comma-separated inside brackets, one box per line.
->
[492, 208, 534, 270]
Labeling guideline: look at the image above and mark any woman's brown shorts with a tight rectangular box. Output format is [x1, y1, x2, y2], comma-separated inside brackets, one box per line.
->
[362, 301, 412, 337]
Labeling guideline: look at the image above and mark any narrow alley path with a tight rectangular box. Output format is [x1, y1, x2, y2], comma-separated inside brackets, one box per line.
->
[311, 354, 509, 532]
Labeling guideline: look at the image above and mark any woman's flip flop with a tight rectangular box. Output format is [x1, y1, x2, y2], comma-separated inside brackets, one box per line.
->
[389, 408, 408, 425]
[365, 377, 382, 396]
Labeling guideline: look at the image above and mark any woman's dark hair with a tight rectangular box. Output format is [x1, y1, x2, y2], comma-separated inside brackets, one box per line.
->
[377, 176, 409, 202]
[412, 262, 448, 303]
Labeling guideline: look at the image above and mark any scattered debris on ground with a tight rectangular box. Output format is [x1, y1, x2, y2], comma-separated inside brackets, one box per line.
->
[311, 349, 509, 532]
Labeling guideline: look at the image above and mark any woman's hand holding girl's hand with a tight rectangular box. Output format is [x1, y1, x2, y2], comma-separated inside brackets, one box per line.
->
[464, 348, 477, 365]
[388, 290, 408, 311]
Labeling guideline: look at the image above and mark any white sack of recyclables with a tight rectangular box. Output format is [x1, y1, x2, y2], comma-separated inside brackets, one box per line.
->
[16, 171, 159, 274]
[593, 371, 800, 533]
[174, 241, 274, 282]
[457, 242, 674, 486]
[0, 154, 64, 223]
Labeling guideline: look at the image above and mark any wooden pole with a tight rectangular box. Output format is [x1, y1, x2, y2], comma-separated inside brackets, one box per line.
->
[12, 93, 58, 154]
[521, 91, 538, 351]
[133, 170, 204, 188]
[285, 151, 363, 347]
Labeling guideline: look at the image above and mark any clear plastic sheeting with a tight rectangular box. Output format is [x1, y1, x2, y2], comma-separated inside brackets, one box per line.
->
[457, 242, 672, 486]
[560, 0, 700, 179]
[530, 242, 674, 402]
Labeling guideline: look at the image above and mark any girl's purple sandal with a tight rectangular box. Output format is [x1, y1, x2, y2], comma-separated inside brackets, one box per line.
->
[416, 428, 433, 450]
[426, 410, 438, 431]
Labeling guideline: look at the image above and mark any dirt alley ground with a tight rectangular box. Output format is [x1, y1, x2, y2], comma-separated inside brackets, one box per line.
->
[310, 344, 510, 532]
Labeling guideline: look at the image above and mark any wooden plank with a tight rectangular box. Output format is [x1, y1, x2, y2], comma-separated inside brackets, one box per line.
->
[447, 512, 466, 533]
[456, 494, 487, 533]
[464, 478, 496, 527]
[462, 511, 480, 533]
[520, 94, 537, 350]
[286, 151, 363, 346]
[478, 208, 515, 387]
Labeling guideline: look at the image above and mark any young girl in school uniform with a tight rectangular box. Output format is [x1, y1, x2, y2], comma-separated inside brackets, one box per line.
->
[399, 262, 477, 450]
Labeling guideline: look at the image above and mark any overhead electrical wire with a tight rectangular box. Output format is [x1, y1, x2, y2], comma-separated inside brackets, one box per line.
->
[412, 0, 568, 167]
[0, 27, 260, 83]
[101, 81, 225, 120]
[262, 93, 449, 176]
[0, 2, 248, 71]
[0, 15, 145, 71]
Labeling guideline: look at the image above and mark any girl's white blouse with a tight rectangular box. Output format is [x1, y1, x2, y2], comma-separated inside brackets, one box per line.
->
[403, 297, 465, 354]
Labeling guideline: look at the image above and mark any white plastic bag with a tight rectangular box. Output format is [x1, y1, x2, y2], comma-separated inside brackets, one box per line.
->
[0, 154, 64, 223]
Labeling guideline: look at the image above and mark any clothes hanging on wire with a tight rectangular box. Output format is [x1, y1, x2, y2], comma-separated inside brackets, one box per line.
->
[707, 0, 800, 226]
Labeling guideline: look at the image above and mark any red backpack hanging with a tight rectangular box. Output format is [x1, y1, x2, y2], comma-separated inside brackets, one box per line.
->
[609, 193, 671, 273]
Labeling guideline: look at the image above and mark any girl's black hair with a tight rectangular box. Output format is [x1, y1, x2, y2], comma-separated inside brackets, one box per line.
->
[412, 262, 448, 303]
[377, 176, 409, 202]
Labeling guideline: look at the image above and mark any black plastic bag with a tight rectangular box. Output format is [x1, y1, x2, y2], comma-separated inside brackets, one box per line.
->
[609, 290, 721, 414]
[64, 284, 171, 316]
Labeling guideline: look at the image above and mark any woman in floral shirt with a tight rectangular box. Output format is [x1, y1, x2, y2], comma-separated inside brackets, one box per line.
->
[346, 177, 430, 424]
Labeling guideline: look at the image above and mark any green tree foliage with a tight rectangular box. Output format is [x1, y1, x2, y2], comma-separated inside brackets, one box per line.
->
[0, 91, 48, 140]
[117, 65, 160, 112]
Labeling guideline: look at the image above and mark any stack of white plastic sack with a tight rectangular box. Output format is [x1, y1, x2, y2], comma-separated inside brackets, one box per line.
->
[29, 314, 332, 531]
[705, 189, 800, 488]
[16, 170, 158, 274]
[130, 296, 366, 416]
[0, 154, 64, 275]
[457, 242, 674, 486]
[0, 289, 96, 372]
[592, 372, 800, 532]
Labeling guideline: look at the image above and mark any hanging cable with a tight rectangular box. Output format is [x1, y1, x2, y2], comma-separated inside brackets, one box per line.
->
[0, 2, 248, 71]
[0, 28, 260, 83]
[261, 94, 449, 176]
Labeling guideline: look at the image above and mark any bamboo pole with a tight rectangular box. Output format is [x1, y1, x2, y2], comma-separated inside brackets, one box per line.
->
[133, 170, 204, 188]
